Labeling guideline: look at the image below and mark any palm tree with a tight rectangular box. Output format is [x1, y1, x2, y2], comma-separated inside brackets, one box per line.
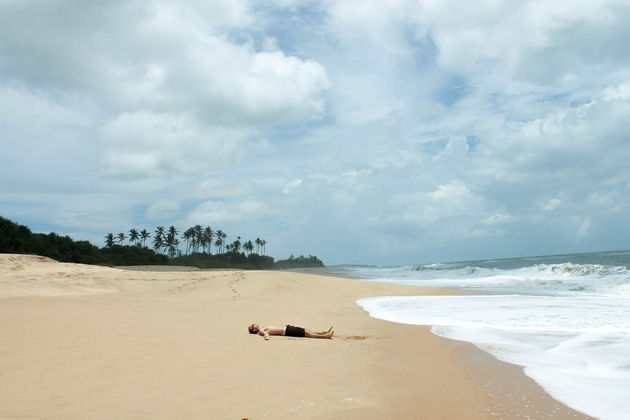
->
[140, 229, 151, 248]
[199, 229, 208, 254]
[255, 238, 262, 254]
[183, 227, 194, 255]
[117, 232, 126, 244]
[244, 240, 254, 255]
[191, 224, 202, 253]
[168, 225, 178, 240]
[262, 239, 266, 255]
[203, 226, 213, 254]
[232, 236, 242, 253]
[105, 233, 115, 248]
[153, 226, 165, 254]
[129, 228, 139, 245]
[221, 230, 228, 253]
[166, 226, 179, 258]
[215, 229, 225, 253]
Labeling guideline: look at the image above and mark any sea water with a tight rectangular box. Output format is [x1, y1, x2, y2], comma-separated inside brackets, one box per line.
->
[344, 250, 630, 420]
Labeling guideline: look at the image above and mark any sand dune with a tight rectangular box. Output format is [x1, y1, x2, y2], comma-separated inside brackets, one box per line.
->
[0, 254, 592, 419]
[0, 254, 122, 298]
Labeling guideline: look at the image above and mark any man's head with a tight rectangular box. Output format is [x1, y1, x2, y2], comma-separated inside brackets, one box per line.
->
[248, 323, 259, 334]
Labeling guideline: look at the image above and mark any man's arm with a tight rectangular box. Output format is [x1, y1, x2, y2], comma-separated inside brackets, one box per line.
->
[258, 329, 270, 340]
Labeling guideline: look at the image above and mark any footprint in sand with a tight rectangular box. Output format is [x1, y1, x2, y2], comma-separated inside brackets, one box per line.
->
[226, 272, 243, 301]
[167, 278, 202, 294]
[341, 335, 370, 341]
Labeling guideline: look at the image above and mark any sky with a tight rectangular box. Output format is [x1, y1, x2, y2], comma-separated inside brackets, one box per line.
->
[1, 0, 630, 265]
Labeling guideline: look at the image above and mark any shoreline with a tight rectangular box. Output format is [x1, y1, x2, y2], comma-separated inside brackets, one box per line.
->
[288, 265, 595, 418]
[0, 254, 592, 419]
[268, 266, 595, 418]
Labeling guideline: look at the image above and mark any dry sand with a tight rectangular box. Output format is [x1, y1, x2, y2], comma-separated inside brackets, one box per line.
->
[0, 254, 592, 419]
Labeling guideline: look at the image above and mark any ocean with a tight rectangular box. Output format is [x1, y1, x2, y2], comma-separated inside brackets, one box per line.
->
[339, 250, 630, 420]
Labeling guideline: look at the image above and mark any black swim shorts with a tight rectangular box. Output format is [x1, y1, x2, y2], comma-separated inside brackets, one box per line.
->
[284, 325, 305, 337]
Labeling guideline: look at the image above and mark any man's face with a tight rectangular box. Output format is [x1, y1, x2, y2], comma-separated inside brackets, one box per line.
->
[250, 323, 259, 333]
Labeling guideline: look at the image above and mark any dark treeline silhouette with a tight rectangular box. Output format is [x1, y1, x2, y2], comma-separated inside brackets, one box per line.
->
[106, 224, 266, 257]
[1, 216, 324, 269]
[274, 255, 325, 269]
[1, 216, 166, 266]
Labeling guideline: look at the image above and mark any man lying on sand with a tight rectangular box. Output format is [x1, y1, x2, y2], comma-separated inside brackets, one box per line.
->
[248, 323, 334, 340]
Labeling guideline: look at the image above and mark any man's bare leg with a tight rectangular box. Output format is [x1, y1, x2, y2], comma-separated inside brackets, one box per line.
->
[312, 326, 333, 335]
[304, 328, 334, 339]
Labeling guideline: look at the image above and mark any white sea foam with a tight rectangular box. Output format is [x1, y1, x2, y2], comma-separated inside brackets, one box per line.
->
[346, 262, 630, 297]
[358, 295, 630, 420]
[353, 256, 630, 420]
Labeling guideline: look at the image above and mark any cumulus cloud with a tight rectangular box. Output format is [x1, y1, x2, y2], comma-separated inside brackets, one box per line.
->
[603, 81, 630, 101]
[100, 110, 246, 178]
[0, 1, 329, 120]
[429, 179, 473, 204]
[1, 0, 330, 178]
[414, 0, 630, 83]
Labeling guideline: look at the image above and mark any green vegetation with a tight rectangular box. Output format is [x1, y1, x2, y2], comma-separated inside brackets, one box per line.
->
[99, 245, 168, 266]
[274, 255, 325, 269]
[170, 252, 275, 269]
[103, 223, 273, 268]
[0, 216, 166, 266]
[0, 216, 324, 269]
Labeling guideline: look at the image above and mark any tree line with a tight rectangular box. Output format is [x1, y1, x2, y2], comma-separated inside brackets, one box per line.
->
[1, 216, 323, 269]
[104, 225, 267, 259]
[0, 216, 164, 266]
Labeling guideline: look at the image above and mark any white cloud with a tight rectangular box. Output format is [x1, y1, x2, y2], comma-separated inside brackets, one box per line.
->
[483, 212, 511, 226]
[145, 199, 181, 221]
[542, 198, 561, 211]
[327, 0, 416, 55]
[429, 179, 473, 204]
[603, 81, 630, 101]
[414, 0, 630, 83]
[283, 179, 302, 194]
[432, 137, 470, 162]
[575, 216, 591, 240]
[420, 179, 485, 224]
[185, 200, 263, 225]
[189, 179, 253, 200]
[234, 50, 330, 123]
[0, 86, 91, 127]
[157, 0, 253, 29]
[1, 0, 330, 125]
[100, 110, 244, 178]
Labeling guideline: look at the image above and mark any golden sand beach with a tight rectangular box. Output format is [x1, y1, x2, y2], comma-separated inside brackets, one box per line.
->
[0, 254, 592, 419]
